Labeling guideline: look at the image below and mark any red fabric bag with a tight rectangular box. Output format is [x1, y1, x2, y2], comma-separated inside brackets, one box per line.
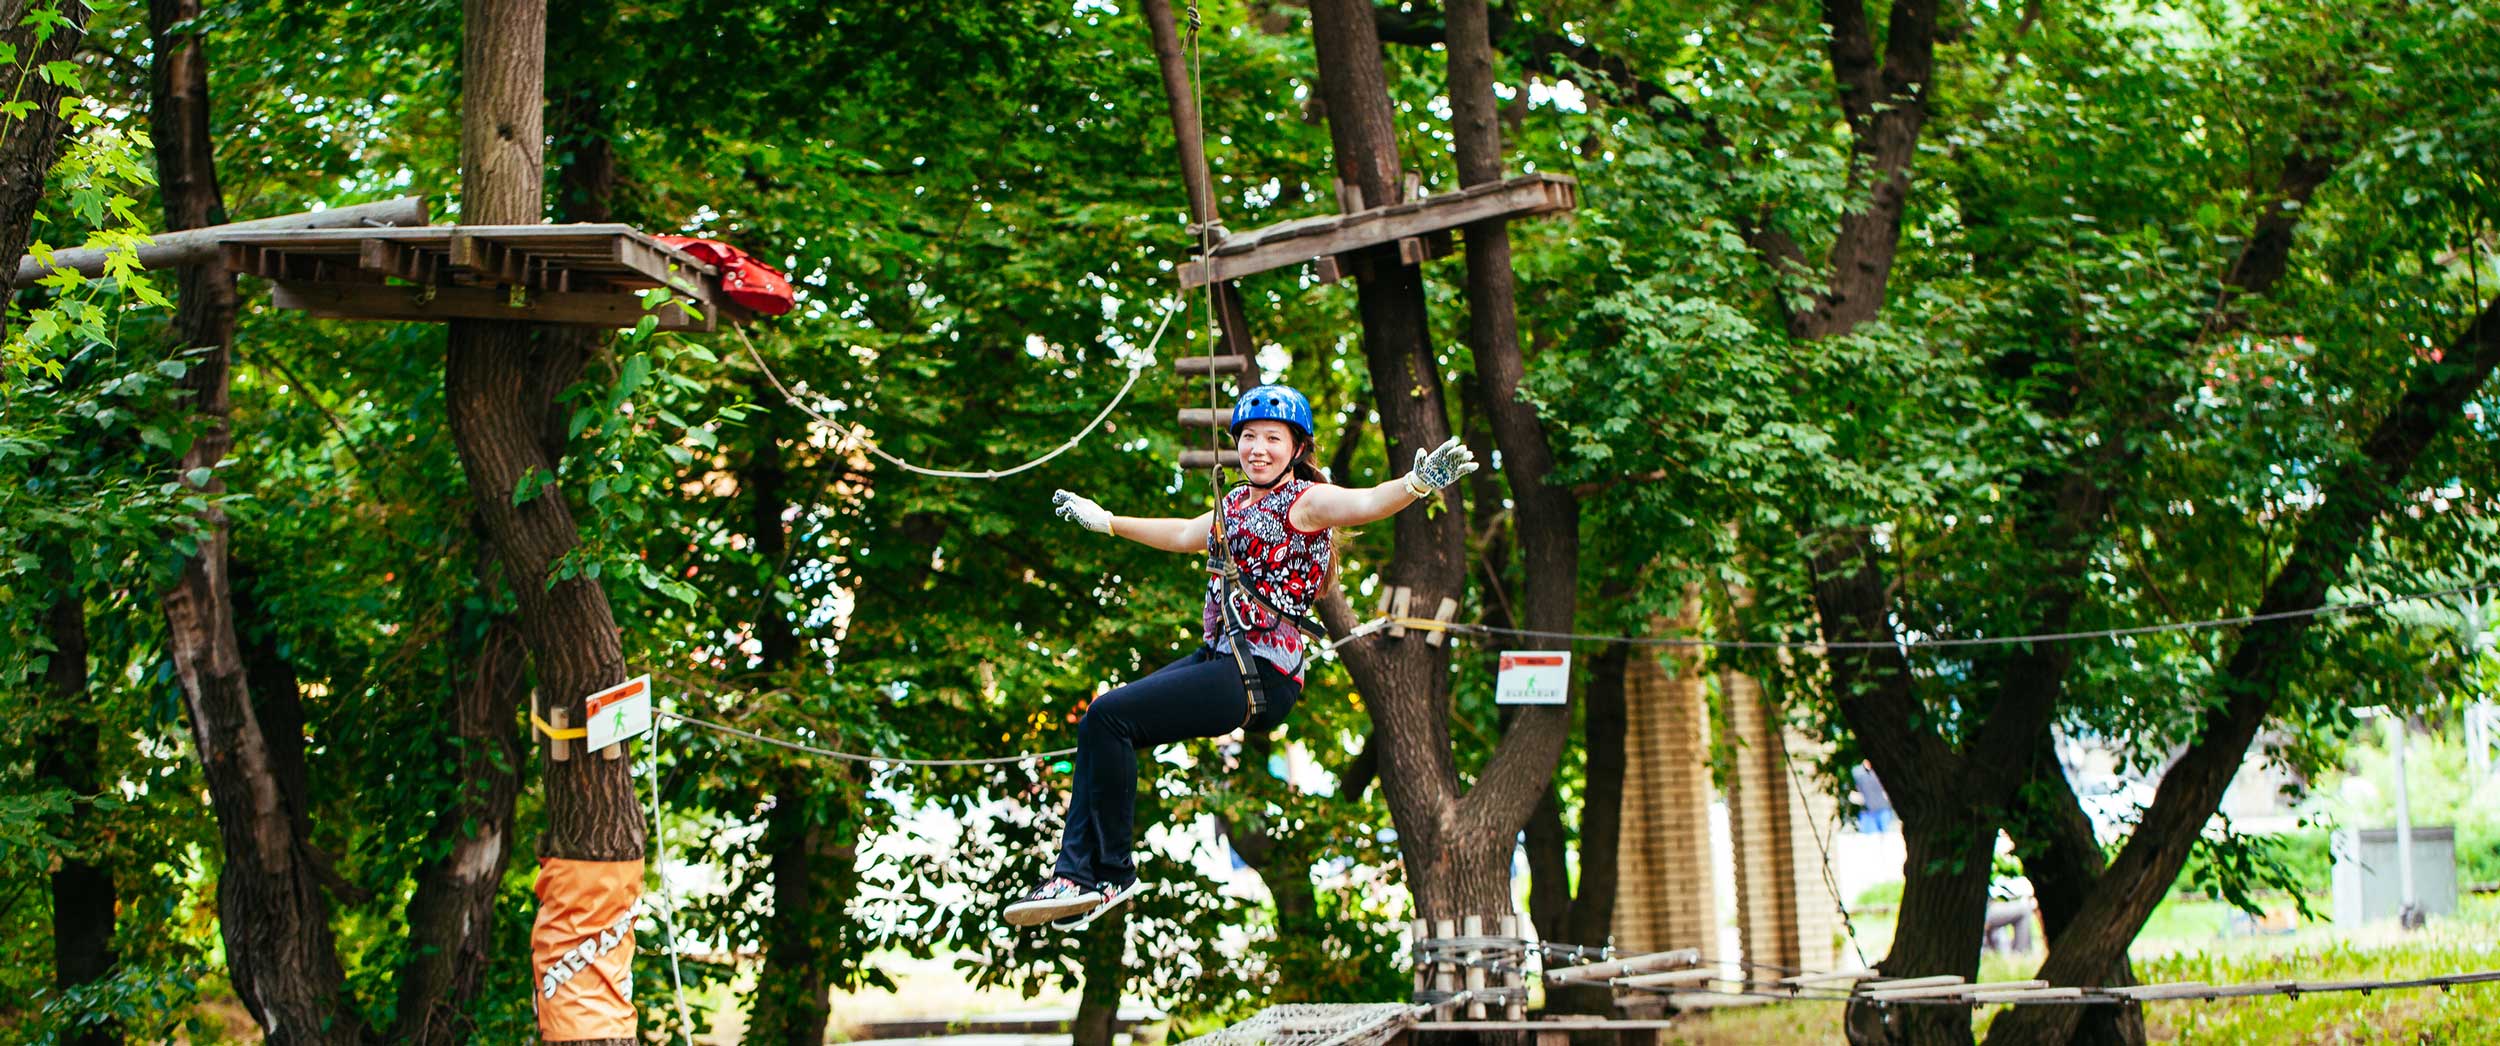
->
[655, 235, 796, 316]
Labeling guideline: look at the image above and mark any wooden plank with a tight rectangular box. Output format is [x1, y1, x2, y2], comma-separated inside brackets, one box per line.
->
[1970, 987, 2085, 1004]
[1423, 596, 1460, 648]
[270, 281, 716, 332]
[220, 224, 719, 283]
[1613, 968, 1717, 989]
[1543, 948, 1700, 985]
[1335, 177, 1364, 214]
[1173, 355, 1252, 377]
[1412, 919, 1431, 1012]
[1177, 407, 1229, 428]
[2100, 982, 2210, 1000]
[1784, 968, 1880, 987]
[1856, 975, 1965, 992]
[1462, 915, 1487, 1020]
[1867, 980, 2040, 1003]
[1178, 174, 1576, 288]
[1178, 449, 1240, 470]
[1433, 918, 1458, 1024]
[1499, 914, 1525, 1021]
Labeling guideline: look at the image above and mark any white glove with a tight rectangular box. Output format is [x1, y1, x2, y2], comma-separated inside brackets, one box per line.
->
[1402, 437, 1480, 498]
[1052, 489, 1113, 533]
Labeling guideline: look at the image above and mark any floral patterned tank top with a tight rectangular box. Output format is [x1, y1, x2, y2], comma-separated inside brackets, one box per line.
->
[1202, 479, 1333, 683]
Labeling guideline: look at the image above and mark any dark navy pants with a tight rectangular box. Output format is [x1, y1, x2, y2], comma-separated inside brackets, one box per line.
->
[1053, 645, 1299, 888]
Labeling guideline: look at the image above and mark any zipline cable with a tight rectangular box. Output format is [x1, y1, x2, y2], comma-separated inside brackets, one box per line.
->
[735, 298, 1180, 481]
[1399, 579, 2500, 653]
[658, 708, 1075, 768]
[639, 579, 2492, 769]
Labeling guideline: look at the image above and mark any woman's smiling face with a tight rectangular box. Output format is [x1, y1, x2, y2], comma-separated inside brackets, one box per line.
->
[1235, 419, 1300, 485]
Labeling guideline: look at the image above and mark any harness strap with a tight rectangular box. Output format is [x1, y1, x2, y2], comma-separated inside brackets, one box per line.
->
[1212, 557, 1274, 730]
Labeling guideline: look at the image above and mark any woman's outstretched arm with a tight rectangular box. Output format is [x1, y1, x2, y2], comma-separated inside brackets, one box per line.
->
[1290, 437, 1478, 531]
[1053, 490, 1211, 553]
[1110, 511, 1212, 552]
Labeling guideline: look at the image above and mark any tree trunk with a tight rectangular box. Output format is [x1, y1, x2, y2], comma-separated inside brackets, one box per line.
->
[1521, 791, 1570, 943]
[1215, 731, 1328, 962]
[1547, 644, 1630, 1018]
[2007, 741, 2145, 1046]
[389, 527, 530, 1045]
[38, 553, 119, 1046]
[1304, 0, 1481, 918]
[743, 376, 863, 1046]
[1070, 903, 1131, 1046]
[1440, 0, 1578, 853]
[1985, 291, 2500, 1045]
[151, 0, 364, 1038]
[0, 0, 84, 325]
[446, 4, 642, 1044]
[1845, 816, 1993, 1046]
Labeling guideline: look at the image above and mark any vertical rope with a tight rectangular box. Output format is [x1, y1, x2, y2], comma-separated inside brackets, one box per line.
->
[645, 718, 697, 1040]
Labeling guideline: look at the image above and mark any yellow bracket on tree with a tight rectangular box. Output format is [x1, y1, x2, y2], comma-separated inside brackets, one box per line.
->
[532, 710, 589, 741]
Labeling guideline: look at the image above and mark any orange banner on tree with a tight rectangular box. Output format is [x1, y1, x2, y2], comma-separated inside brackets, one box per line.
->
[531, 858, 643, 1041]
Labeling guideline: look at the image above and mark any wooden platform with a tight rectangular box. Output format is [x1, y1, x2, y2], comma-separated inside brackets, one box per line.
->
[219, 224, 754, 332]
[1176, 172, 1577, 289]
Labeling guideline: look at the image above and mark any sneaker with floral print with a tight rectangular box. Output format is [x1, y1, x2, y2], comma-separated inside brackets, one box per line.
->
[1050, 877, 1148, 931]
[1003, 875, 1103, 927]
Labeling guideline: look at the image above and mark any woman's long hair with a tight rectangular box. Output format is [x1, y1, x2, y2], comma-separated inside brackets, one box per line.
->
[1290, 435, 1341, 589]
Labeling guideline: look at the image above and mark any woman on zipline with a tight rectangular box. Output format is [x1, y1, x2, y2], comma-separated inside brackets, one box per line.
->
[1005, 383, 1477, 929]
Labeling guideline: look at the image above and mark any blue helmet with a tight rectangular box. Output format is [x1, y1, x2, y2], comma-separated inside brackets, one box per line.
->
[1230, 384, 1315, 441]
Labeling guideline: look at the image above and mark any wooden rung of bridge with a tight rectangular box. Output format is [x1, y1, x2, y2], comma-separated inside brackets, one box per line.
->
[1177, 172, 1576, 290]
[1612, 967, 1718, 989]
[1173, 354, 1252, 376]
[1867, 979, 2032, 1003]
[1179, 449, 1241, 469]
[1783, 968, 1880, 987]
[1177, 407, 1231, 428]
[1544, 948, 1699, 985]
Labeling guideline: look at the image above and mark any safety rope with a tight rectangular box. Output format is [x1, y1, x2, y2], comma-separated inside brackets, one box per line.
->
[735, 299, 1178, 481]
[1773, 723, 1877, 970]
[642, 720, 697, 1040]
[1177, 0, 1282, 733]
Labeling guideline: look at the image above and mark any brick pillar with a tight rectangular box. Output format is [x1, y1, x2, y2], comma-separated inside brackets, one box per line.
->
[1610, 589, 1718, 958]
[1724, 593, 1845, 977]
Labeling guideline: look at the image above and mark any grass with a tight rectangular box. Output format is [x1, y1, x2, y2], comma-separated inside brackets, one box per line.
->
[1665, 895, 2500, 1045]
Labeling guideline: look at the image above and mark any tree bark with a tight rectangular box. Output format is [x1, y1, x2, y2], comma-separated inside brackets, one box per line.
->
[446, 4, 642, 1043]
[1985, 291, 2500, 1045]
[151, 0, 364, 1038]
[0, 0, 84, 325]
[38, 552, 120, 1046]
